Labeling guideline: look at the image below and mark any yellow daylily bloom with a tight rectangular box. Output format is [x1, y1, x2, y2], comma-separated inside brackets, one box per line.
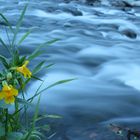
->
[16, 60, 32, 78]
[0, 84, 18, 104]
[5, 96, 15, 104]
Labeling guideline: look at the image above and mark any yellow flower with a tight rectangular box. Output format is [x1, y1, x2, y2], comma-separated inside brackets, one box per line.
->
[16, 60, 32, 78]
[0, 85, 18, 104]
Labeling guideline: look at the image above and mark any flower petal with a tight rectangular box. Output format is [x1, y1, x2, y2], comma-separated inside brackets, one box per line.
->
[11, 87, 18, 96]
[0, 91, 5, 100]
[4, 96, 15, 104]
[16, 60, 32, 78]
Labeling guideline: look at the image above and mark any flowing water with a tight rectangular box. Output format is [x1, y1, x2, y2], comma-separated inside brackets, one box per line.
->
[1, 0, 140, 139]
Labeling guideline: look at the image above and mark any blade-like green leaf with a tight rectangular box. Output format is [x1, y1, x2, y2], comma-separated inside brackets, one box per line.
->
[31, 130, 45, 138]
[35, 114, 62, 122]
[28, 39, 59, 61]
[32, 95, 41, 131]
[16, 98, 31, 106]
[32, 61, 46, 74]
[0, 37, 11, 54]
[31, 75, 43, 81]
[28, 78, 76, 102]
[12, 4, 28, 46]
[29, 134, 42, 140]
[0, 55, 9, 68]
[46, 78, 76, 90]
[46, 38, 60, 45]
[39, 125, 50, 132]
[0, 13, 13, 32]
[0, 125, 5, 137]
[23, 95, 41, 140]
[40, 63, 54, 72]
[28, 51, 43, 61]
[17, 30, 31, 46]
[7, 132, 23, 140]
[13, 50, 20, 65]
[19, 56, 26, 64]
[45, 114, 62, 119]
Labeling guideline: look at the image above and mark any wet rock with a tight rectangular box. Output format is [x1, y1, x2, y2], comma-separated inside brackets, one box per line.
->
[58, 3, 83, 16]
[121, 29, 137, 39]
[110, 0, 128, 7]
[123, 0, 140, 7]
[85, 0, 101, 6]
[64, 22, 73, 27]
[61, 6, 83, 16]
[66, 8, 83, 16]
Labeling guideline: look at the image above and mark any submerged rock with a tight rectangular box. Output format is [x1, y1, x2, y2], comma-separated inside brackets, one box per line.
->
[123, 0, 140, 7]
[121, 29, 137, 39]
[58, 3, 83, 16]
[63, 7, 83, 16]
[85, 0, 101, 5]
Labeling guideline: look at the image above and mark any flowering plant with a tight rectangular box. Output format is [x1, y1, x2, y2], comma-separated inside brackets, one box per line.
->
[0, 4, 73, 140]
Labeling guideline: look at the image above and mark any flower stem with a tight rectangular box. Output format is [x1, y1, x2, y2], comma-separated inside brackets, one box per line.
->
[15, 99, 19, 130]
[5, 108, 8, 137]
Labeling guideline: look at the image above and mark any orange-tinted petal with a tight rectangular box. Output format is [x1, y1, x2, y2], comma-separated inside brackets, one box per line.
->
[0, 91, 5, 100]
[4, 96, 15, 104]
[16, 60, 32, 78]
[11, 87, 18, 96]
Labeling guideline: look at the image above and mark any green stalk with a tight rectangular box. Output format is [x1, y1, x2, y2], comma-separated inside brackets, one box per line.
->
[21, 90, 28, 128]
[15, 99, 19, 130]
[5, 108, 8, 137]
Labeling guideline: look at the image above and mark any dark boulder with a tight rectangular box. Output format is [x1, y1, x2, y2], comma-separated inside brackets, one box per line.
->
[121, 29, 137, 39]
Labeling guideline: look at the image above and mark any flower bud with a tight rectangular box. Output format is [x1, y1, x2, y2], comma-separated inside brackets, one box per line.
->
[2, 81, 8, 86]
[7, 72, 12, 81]
[14, 79, 19, 85]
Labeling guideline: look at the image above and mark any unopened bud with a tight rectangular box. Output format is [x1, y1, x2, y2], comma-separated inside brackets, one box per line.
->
[2, 81, 8, 86]
[14, 79, 18, 85]
[7, 72, 12, 80]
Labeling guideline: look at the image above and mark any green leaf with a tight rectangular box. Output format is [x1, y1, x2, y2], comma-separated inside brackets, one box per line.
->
[17, 30, 31, 46]
[45, 114, 62, 119]
[35, 114, 62, 122]
[32, 61, 46, 74]
[39, 125, 50, 132]
[33, 61, 54, 75]
[29, 135, 42, 140]
[7, 132, 23, 140]
[43, 63, 54, 69]
[0, 125, 5, 137]
[46, 78, 76, 90]
[28, 39, 59, 61]
[0, 55, 9, 68]
[31, 130, 45, 139]
[32, 95, 41, 128]
[13, 50, 20, 65]
[0, 37, 11, 54]
[19, 56, 26, 64]
[46, 38, 60, 45]
[28, 78, 76, 102]
[28, 51, 43, 61]
[16, 98, 31, 106]
[12, 4, 28, 46]
[0, 13, 13, 32]
[31, 75, 43, 81]
[24, 95, 41, 140]
[48, 133, 57, 139]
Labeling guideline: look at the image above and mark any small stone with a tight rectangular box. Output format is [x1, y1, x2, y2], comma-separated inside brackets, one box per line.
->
[64, 22, 73, 27]
[121, 29, 137, 39]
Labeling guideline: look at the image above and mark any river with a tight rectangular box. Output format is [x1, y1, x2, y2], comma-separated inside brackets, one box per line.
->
[0, 0, 140, 139]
